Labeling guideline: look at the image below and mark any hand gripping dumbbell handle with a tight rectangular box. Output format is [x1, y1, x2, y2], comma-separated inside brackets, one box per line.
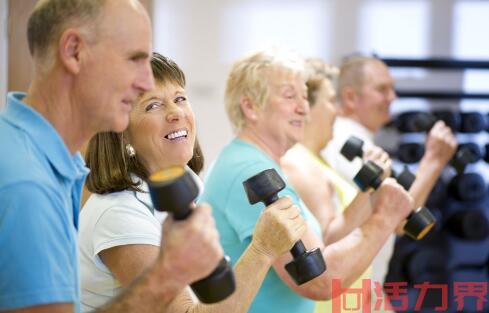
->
[261, 194, 307, 258]
[148, 169, 235, 303]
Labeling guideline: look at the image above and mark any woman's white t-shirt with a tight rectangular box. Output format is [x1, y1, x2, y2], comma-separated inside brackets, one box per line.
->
[78, 181, 167, 312]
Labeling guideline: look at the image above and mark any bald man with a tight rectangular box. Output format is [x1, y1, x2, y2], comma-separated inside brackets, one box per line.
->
[0, 1, 223, 312]
[321, 56, 457, 312]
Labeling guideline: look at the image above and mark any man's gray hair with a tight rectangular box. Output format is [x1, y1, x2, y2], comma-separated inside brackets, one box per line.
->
[27, 0, 107, 59]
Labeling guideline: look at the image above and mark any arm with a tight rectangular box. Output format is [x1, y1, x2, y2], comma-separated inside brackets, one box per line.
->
[324, 192, 371, 244]
[281, 151, 372, 244]
[97, 203, 222, 313]
[281, 153, 337, 235]
[410, 121, 457, 209]
[100, 198, 306, 313]
[270, 179, 413, 300]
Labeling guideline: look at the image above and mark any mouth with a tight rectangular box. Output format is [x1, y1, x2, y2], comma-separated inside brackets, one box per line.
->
[289, 120, 304, 128]
[121, 99, 134, 111]
[164, 128, 189, 141]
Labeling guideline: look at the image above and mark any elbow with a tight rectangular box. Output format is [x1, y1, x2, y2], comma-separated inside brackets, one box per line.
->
[293, 275, 333, 301]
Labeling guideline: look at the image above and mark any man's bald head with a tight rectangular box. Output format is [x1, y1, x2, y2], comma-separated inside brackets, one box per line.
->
[337, 56, 396, 132]
[337, 56, 387, 98]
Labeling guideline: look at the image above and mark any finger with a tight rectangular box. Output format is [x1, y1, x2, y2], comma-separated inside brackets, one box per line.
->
[286, 205, 302, 219]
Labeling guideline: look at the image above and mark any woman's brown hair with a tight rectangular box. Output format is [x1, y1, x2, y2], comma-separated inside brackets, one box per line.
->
[85, 53, 204, 194]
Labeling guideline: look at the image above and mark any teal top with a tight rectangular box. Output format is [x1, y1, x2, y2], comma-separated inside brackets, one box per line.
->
[201, 138, 321, 313]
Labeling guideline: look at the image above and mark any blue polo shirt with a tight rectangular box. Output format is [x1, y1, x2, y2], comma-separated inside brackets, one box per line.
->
[0, 92, 89, 312]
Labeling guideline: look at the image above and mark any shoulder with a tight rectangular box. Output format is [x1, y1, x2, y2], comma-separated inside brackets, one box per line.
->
[81, 189, 154, 224]
[0, 120, 49, 187]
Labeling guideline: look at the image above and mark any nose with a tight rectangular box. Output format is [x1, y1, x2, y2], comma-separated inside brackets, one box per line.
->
[387, 86, 397, 103]
[135, 61, 155, 93]
[297, 96, 310, 116]
[166, 103, 184, 122]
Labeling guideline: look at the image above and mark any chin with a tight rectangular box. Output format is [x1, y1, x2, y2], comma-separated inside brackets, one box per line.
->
[106, 118, 129, 133]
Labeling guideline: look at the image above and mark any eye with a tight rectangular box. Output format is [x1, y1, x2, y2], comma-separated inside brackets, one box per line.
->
[284, 92, 295, 99]
[145, 101, 162, 112]
[175, 96, 187, 104]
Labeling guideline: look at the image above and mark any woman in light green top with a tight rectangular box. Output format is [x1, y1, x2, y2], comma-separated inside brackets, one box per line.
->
[281, 58, 394, 313]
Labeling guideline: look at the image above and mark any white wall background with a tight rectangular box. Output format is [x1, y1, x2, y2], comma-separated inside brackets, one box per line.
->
[0, 0, 7, 110]
[151, 0, 489, 172]
[3, 0, 488, 167]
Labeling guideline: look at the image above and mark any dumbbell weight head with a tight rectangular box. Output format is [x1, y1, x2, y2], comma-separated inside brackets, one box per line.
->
[412, 112, 437, 132]
[243, 168, 326, 285]
[448, 173, 486, 202]
[433, 111, 461, 131]
[340, 136, 364, 161]
[148, 167, 236, 303]
[484, 143, 489, 163]
[460, 112, 486, 133]
[353, 161, 384, 191]
[446, 209, 489, 241]
[149, 167, 199, 217]
[392, 167, 437, 240]
[404, 207, 436, 240]
[457, 143, 482, 163]
[450, 144, 481, 174]
[398, 143, 425, 164]
[405, 249, 449, 284]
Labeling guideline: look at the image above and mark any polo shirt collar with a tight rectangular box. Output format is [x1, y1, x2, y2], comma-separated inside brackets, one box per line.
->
[4, 92, 88, 181]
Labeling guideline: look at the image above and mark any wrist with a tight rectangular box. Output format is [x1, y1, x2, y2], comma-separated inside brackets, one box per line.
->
[148, 255, 188, 302]
[248, 240, 276, 265]
[419, 153, 447, 172]
[368, 211, 398, 233]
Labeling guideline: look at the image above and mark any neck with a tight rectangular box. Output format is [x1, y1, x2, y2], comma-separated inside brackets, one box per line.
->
[301, 127, 322, 156]
[23, 73, 93, 154]
[340, 112, 378, 133]
[237, 126, 287, 164]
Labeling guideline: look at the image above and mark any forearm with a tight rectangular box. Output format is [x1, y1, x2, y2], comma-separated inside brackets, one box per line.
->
[325, 192, 371, 244]
[410, 155, 444, 209]
[188, 243, 273, 313]
[97, 261, 186, 313]
[292, 213, 393, 300]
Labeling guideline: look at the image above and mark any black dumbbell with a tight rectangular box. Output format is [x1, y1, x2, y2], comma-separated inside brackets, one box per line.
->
[341, 136, 436, 240]
[433, 111, 461, 131]
[396, 111, 424, 133]
[448, 173, 486, 202]
[456, 143, 482, 164]
[405, 249, 449, 284]
[148, 166, 235, 303]
[398, 143, 425, 164]
[446, 209, 489, 241]
[460, 112, 486, 133]
[405, 112, 475, 174]
[243, 168, 326, 285]
[480, 143, 489, 165]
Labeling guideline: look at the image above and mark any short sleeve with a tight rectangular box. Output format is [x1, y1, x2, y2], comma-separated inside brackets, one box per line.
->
[0, 182, 77, 310]
[92, 203, 162, 257]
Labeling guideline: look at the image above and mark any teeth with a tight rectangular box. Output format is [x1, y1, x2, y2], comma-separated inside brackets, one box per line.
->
[167, 130, 188, 140]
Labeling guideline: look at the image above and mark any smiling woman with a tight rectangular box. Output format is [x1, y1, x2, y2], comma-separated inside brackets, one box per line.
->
[78, 52, 306, 313]
[79, 53, 203, 311]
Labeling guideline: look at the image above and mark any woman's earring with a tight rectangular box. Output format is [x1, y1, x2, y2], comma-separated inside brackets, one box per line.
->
[125, 144, 136, 157]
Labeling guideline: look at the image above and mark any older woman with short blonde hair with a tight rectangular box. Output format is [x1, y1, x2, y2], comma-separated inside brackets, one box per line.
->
[201, 49, 414, 313]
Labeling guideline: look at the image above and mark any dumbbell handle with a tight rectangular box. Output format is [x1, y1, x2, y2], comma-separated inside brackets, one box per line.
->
[263, 194, 307, 258]
[172, 206, 192, 220]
